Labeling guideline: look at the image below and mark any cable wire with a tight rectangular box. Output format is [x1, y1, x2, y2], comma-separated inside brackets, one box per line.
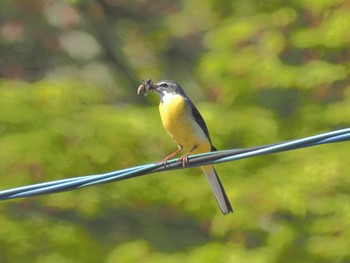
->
[0, 128, 349, 201]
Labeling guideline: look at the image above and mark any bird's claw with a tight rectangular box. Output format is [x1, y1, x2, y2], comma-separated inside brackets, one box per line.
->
[179, 154, 189, 167]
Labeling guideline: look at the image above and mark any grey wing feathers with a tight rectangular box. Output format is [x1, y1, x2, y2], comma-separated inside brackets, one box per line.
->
[186, 98, 212, 143]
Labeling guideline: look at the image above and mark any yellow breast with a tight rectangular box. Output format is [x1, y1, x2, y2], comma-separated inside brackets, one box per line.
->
[159, 94, 186, 130]
[159, 94, 210, 152]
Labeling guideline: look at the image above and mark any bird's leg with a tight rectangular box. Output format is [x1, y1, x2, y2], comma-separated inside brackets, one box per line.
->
[179, 145, 197, 167]
[160, 145, 183, 164]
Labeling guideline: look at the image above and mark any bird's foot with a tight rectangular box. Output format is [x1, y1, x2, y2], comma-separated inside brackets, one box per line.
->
[157, 146, 183, 166]
[179, 154, 189, 167]
[159, 156, 171, 166]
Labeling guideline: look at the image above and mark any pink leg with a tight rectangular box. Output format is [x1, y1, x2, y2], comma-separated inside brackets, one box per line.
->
[160, 145, 183, 164]
[179, 145, 197, 167]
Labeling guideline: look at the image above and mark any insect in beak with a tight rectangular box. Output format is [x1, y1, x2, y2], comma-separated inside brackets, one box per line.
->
[137, 79, 153, 95]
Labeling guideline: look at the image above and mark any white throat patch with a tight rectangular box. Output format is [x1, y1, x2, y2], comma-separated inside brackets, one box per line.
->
[161, 92, 179, 104]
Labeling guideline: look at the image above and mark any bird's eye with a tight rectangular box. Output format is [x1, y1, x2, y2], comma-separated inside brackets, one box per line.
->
[160, 82, 168, 88]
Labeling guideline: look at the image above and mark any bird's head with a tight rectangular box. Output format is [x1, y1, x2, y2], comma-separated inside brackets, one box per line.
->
[137, 79, 185, 98]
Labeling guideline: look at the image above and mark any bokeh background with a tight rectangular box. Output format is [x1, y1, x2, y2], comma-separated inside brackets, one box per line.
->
[1, 0, 350, 262]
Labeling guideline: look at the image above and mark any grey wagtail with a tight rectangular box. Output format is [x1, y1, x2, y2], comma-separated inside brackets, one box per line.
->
[138, 79, 233, 215]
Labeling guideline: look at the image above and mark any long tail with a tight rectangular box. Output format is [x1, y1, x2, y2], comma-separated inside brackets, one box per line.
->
[201, 165, 233, 215]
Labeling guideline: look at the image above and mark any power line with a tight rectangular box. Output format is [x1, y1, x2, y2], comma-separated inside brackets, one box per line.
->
[0, 128, 349, 200]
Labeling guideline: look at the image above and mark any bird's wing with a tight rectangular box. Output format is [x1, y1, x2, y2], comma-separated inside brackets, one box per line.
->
[186, 98, 212, 142]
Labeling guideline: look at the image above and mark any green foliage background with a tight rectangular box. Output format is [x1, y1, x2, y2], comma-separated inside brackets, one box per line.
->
[0, 0, 350, 262]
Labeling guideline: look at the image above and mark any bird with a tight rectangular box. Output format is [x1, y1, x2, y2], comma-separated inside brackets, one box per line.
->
[138, 79, 233, 215]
